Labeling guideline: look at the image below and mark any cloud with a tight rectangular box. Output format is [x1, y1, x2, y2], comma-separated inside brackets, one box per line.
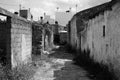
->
[86, 0, 111, 7]
[54, 0, 111, 13]
[30, 0, 57, 20]
[11, 0, 111, 20]
[31, 8, 44, 20]
[14, 0, 26, 5]
[8, 9, 15, 13]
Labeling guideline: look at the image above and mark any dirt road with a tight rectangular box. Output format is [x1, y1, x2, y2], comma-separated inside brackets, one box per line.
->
[31, 46, 91, 80]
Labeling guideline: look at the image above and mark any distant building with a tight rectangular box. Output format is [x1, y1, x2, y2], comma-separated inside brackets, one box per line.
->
[55, 11, 73, 26]
[43, 14, 55, 24]
[19, 9, 33, 21]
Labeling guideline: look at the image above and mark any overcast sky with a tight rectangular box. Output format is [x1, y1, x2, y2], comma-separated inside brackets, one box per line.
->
[0, 0, 111, 20]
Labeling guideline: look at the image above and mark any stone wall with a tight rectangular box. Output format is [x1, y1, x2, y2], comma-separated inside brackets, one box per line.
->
[0, 22, 7, 54]
[11, 18, 32, 67]
[0, 7, 32, 68]
[32, 23, 42, 55]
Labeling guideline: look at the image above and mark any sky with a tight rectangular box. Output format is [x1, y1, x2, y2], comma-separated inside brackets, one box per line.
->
[0, 0, 111, 21]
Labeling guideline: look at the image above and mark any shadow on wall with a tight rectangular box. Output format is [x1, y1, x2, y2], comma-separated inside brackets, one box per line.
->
[73, 49, 117, 80]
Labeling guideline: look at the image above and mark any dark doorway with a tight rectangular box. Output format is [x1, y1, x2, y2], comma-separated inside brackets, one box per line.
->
[0, 15, 8, 65]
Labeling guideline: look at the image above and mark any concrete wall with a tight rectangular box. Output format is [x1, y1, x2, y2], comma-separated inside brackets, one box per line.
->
[11, 18, 32, 67]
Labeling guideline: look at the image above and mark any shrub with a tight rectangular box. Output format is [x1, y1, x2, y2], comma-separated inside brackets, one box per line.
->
[11, 63, 36, 80]
[0, 62, 36, 80]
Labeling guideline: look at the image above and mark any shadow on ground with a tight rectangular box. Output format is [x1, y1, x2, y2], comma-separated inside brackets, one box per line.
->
[49, 47, 73, 60]
[49, 46, 91, 80]
[49, 46, 117, 80]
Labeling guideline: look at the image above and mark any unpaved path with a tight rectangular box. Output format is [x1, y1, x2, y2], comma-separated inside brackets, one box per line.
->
[31, 46, 91, 80]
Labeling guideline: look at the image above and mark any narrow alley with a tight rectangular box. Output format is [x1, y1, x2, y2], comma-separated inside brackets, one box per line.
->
[31, 46, 92, 80]
[1, 0, 120, 80]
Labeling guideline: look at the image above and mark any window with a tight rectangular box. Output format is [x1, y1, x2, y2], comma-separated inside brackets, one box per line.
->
[103, 25, 105, 37]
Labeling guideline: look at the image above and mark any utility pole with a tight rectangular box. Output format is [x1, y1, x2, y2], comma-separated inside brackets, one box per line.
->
[76, 4, 78, 13]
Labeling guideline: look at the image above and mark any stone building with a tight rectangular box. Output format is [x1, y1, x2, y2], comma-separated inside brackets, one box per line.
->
[68, 0, 120, 78]
[0, 7, 32, 68]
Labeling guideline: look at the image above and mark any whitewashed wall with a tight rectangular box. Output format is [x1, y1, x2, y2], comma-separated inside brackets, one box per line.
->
[83, 2, 120, 78]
